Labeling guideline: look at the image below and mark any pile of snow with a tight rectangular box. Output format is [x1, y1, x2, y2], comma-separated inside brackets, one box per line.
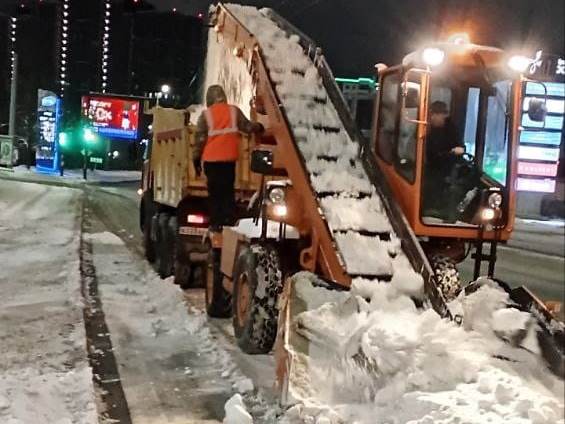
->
[281, 273, 564, 424]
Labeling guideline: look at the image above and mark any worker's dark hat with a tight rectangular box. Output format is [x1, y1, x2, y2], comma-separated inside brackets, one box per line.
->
[430, 101, 449, 114]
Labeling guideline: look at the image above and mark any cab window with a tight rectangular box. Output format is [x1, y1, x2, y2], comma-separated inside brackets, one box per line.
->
[396, 73, 422, 183]
[482, 80, 511, 186]
[376, 72, 400, 163]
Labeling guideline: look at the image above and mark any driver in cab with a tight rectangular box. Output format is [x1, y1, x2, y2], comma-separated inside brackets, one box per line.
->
[426, 101, 465, 163]
[424, 101, 466, 221]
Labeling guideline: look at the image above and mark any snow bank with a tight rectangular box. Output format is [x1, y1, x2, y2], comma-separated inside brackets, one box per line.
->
[0, 181, 97, 423]
[0, 367, 97, 424]
[282, 273, 564, 424]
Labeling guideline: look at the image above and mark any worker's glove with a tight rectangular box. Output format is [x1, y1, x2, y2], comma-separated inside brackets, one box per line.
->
[193, 159, 202, 176]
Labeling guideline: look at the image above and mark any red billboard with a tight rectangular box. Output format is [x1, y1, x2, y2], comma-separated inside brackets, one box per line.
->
[81, 96, 140, 140]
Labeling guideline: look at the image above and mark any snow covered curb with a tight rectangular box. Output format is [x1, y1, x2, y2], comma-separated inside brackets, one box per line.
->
[0, 181, 98, 423]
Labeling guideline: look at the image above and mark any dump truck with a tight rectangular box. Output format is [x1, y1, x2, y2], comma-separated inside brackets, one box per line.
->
[140, 2, 564, 396]
[139, 106, 263, 287]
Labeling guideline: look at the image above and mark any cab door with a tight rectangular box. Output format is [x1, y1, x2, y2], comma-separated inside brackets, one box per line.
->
[373, 67, 429, 229]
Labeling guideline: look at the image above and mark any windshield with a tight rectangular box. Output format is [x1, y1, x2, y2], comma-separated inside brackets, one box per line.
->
[421, 67, 513, 226]
[428, 69, 511, 186]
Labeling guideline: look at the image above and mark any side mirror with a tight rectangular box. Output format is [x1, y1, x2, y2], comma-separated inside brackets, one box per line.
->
[250, 149, 288, 176]
[251, 149, 274, 175]
[527, 98, 548, 122]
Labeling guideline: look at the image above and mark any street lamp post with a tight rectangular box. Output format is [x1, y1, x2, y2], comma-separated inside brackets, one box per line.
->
[156, 84, 171, 106]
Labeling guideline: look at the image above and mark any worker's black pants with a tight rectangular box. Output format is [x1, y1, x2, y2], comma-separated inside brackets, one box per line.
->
[204, 161, 236, 230]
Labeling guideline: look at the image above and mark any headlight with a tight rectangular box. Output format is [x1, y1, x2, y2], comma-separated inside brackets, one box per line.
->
[508, 55, 530, 73]
[268, 187, 285, 204]
[273, 204, 288, 217]
[488, 192, 503, 209]
[481, 208, 495, 221]
[422, 47, 445, 66]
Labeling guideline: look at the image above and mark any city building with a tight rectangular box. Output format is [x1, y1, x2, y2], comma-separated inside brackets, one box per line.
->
[0, 0, 204, 169]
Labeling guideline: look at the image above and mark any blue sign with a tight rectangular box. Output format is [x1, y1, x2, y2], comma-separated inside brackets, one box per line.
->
[36, 90, 61, 173]
[41, 96, 57, 108]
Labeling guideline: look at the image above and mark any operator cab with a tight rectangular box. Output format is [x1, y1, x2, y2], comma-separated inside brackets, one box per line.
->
[373, 37, 548, 247]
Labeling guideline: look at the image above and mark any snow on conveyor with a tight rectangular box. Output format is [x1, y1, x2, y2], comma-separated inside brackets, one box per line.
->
[219, 5, 418, 282]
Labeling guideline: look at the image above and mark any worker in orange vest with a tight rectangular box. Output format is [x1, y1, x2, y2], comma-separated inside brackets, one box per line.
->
[194, 85, 264, 231]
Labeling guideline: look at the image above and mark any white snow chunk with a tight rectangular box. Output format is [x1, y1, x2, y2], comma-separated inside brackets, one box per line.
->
[223, 393, 253, 424]
[85, 231, 124, 245]
[233, 377, 254, 394]
[491, 307, 532, 336]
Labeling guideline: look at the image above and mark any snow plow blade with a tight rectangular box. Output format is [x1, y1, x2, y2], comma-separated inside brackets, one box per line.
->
[275, 274, 349, 404]
[466, 279, 565, 378]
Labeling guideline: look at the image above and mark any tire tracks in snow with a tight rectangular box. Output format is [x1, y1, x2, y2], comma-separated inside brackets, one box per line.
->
[79, 200, 133, 423]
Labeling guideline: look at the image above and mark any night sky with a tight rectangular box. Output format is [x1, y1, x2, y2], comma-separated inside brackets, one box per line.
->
[149, 0, 564, 76]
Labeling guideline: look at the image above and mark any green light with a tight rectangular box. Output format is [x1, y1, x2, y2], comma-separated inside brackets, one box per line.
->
[335, 77, 376, 88]
[59, 132, 69, 147]
[83, 128, 97, 143]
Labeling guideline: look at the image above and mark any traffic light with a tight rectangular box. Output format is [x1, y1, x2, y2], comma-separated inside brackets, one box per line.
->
[83, 128, 98, 143]
[59, 131, 69, 148]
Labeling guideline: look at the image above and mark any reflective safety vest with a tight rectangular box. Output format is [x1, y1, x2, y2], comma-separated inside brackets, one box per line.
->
[202, 103, 241, 162]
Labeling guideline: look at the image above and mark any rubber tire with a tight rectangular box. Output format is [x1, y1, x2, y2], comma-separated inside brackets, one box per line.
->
[232, 244, 283, 354]
[430, 254, 462, 301]
[142, 197, 156, 263]
[156, 213, 173, 279]
[205, 249, 231, 318]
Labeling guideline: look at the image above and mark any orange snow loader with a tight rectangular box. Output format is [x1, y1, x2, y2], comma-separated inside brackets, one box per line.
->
[140, 3, 564, 395]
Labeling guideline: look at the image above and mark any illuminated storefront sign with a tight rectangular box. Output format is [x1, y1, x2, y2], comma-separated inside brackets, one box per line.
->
[519, 130, 561, 146]
[518, 69, 564, 192]
[517, 161, 558, 177]
[81, 96, 140, 140]
[516, 177, 556, 193]
[518, 145, 560, 161]
[36, 89, 61, 172]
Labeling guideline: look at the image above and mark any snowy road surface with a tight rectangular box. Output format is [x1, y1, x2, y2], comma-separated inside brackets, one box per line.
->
[0, 181, 97, 423]
[0, 178, 278, 423]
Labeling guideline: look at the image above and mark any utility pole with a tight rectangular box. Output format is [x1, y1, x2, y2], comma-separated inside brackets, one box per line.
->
[5, 53, 18, 169]
[8, 54, 17, 138]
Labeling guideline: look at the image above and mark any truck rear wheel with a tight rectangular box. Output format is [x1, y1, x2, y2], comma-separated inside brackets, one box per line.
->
[205, 249, 231, 318]
[155, 213, 174, 278]
[430, 254, 461, 301]
[232, 244, 283, 354]
[142, 196, 156, 263]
